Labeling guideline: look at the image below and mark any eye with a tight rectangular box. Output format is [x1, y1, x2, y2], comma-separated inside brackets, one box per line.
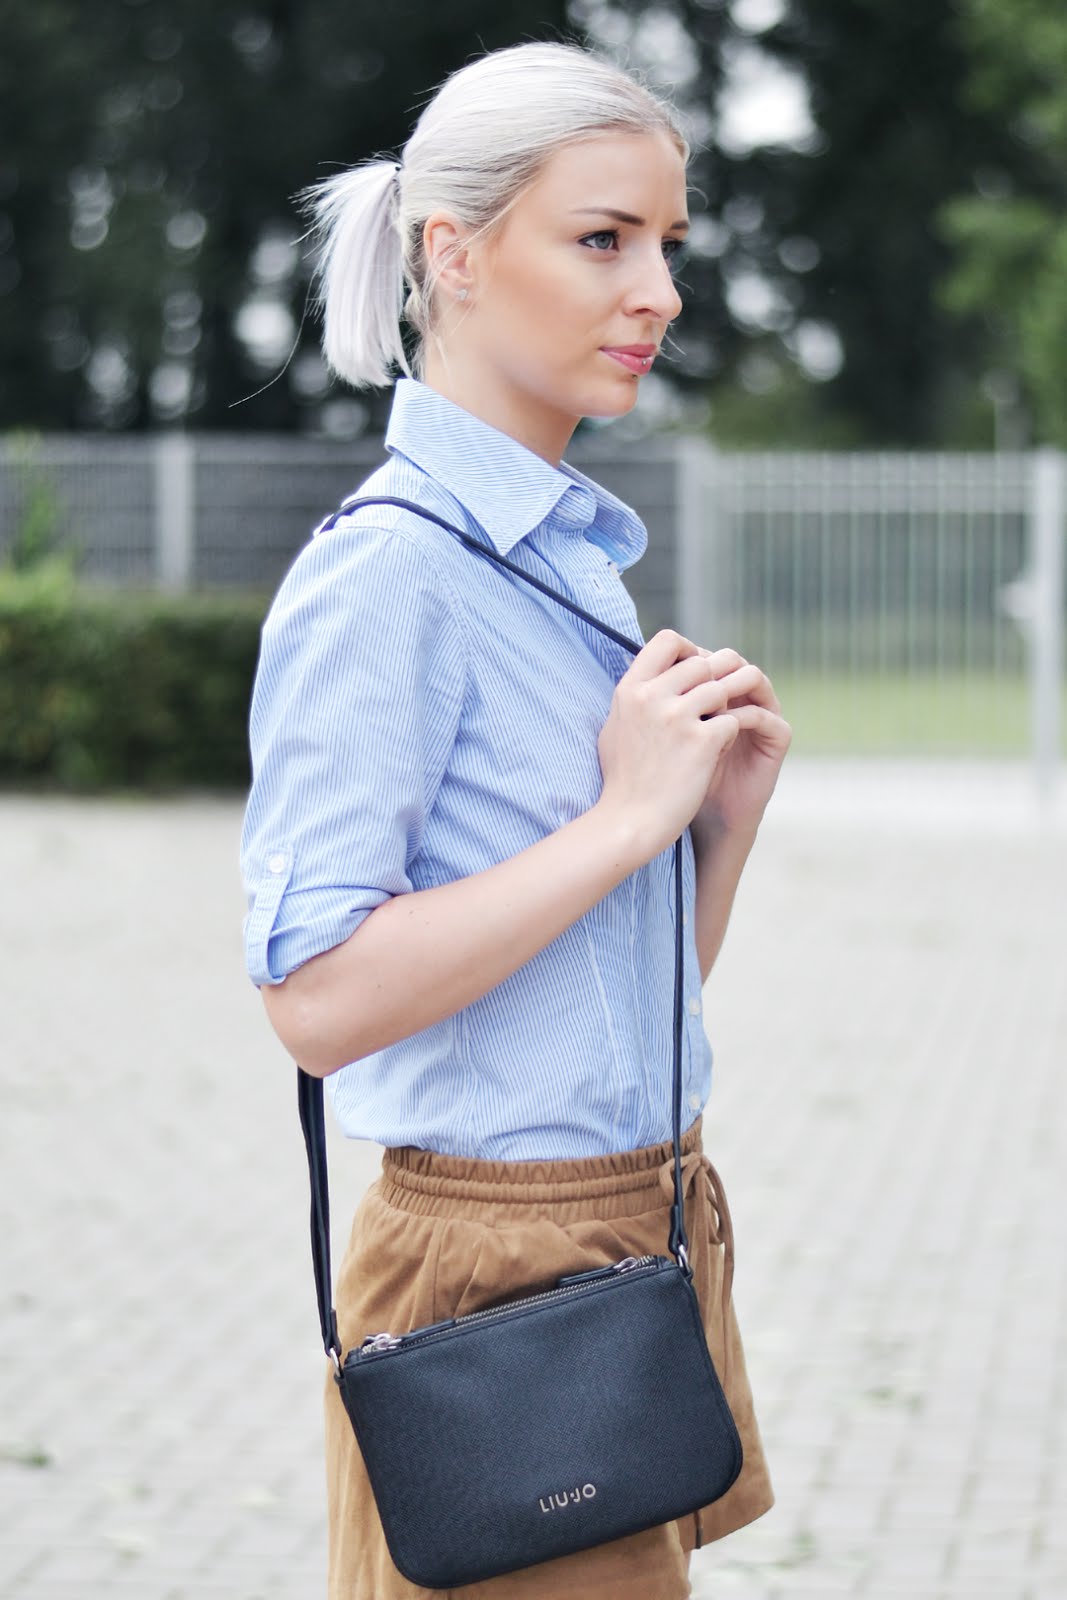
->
[578, 229, 619, 253]
[662, 238, 688, 274]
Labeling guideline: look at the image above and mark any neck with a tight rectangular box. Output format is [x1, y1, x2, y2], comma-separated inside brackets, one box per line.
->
[420, 350, 577, 467]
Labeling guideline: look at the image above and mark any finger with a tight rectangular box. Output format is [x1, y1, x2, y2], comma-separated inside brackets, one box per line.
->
[655, 652, 724, 697]
[702, 710, 741, 755]
[678, 663, 775, 719]
[624, 628, 703, 683]
[729, 703, 793, 748]
[712, 665, 781, 715]
[702, 647, 748, 677]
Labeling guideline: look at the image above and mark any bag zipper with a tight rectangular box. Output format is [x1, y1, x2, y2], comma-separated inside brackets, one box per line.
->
[355, 1255, 662, 1358]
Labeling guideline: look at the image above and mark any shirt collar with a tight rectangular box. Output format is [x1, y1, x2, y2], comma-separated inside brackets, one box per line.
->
[383, 378, 647, 570]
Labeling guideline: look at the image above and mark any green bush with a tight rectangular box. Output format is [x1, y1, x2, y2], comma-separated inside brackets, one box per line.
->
[0, 563, 267, 789]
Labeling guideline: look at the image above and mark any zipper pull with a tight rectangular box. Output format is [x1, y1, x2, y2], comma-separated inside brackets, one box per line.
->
[557, 1256, 645, 1289]
[360, 1332, 401, 1353]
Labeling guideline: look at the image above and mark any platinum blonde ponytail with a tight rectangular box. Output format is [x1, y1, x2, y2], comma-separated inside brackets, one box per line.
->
[303, 42, 688, 391]
[301, 161, 407, 390]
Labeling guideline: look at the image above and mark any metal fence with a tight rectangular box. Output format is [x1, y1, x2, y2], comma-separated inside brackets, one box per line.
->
[676, 445, 1064, 789]
[1, 430, 1063, 782]
[0, 429, 681, 622]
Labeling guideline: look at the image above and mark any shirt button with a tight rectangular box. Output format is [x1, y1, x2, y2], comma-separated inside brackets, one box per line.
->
[687, 996, 701, 1017]
[267, 853, 287, 875]
[682, 911, 689, 927]
[689, 1093, 701, 1112]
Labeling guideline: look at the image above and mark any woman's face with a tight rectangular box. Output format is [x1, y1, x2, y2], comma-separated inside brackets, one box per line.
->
[424, 129, 689, 463]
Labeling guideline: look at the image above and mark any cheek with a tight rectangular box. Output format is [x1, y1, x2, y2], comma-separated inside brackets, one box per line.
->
[491, 252, 604, 350]
[502, 261, 559, 324]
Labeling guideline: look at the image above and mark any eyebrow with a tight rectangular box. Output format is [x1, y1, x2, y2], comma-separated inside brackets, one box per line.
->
[570, 207, 690, 232]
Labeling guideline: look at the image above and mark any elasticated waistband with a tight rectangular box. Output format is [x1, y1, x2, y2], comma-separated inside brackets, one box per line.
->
[379, 1118, 703, 1221]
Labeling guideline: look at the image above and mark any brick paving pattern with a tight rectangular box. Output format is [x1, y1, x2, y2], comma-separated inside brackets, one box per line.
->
[1, 762, 1064, 1599]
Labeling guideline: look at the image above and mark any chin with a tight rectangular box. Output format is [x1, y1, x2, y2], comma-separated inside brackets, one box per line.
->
[579, 381, 642, 422]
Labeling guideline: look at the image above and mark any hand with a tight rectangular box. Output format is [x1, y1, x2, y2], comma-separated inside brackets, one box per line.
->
[595, 629, 749, 861]
[687, 647, 792, 843]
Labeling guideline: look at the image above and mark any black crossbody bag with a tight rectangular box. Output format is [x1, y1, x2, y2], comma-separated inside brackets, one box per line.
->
[296, 496, 743, 1590]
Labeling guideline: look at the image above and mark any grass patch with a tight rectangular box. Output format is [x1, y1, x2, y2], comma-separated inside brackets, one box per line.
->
[773, 671, 1064, 756]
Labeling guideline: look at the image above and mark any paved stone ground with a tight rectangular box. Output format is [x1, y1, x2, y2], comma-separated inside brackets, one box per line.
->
[1, 762, 1064, 1600]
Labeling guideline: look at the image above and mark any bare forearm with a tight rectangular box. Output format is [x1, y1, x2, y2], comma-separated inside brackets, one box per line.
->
[689, 814, 759, 983]
[263, 800, 645, 1076]
[261, 629, 787, 1074]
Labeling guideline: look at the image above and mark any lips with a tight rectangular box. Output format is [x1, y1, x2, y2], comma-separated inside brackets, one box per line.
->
[601, 345, 658, 376]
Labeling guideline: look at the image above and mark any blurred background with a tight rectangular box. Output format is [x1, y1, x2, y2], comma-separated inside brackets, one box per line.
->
[0, 0, 1065, 784]
[1, 3, 1064, 1599]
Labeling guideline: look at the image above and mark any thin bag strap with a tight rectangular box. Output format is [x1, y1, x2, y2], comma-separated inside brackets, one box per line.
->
[297, 495, 693, 1373]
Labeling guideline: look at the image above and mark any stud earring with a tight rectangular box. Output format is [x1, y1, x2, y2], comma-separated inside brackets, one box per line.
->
[456, 288, 469, 302]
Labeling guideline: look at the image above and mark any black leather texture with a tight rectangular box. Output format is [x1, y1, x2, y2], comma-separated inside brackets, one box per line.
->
[339, 1258, 743, 1590]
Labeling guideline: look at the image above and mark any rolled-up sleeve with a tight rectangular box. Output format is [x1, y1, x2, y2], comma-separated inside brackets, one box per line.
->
[240, 519, 468, 986]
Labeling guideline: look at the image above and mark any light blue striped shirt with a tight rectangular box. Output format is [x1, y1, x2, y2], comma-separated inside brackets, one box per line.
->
[241, 378, 711, 1160]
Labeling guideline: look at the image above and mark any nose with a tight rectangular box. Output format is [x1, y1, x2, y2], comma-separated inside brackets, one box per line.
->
[626, 244, 683, 325]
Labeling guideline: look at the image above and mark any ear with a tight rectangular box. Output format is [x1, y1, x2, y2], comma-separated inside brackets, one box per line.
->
[422, 212, 476, 302]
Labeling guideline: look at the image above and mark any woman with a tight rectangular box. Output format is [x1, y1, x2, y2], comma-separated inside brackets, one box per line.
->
[241, 39, 789, 1600]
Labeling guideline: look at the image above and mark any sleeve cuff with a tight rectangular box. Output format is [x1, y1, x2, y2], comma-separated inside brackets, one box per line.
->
[244, 860, 391, 986]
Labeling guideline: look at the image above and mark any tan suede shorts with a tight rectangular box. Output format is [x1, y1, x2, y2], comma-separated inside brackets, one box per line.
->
[324, 1118, 774, 1599]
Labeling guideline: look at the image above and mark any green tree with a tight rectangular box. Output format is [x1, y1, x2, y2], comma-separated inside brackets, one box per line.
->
[716, 0, 1044, 445]
[598, 0, 1045, 446]
[7, 0, 1052, 446]
[939, 0, 1067, 446]
[0, 0, 573, 432]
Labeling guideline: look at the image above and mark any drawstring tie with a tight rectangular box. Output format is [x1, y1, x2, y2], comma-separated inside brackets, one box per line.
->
[658, 1150, 734, 1388]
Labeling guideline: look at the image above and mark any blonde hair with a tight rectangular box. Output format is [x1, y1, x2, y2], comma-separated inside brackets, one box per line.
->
[300, 41, 688, 389]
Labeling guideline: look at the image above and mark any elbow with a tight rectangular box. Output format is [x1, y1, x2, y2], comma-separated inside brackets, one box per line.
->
[259, 907, 411, 1074]
[290, 1044, 350, 1080]
[260, 974, 367, 1078]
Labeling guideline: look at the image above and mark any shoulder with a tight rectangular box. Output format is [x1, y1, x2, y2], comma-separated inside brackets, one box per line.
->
[292, 460, 483, 613]
[266, 462, 478, 652]
[250, 476, 471, 732]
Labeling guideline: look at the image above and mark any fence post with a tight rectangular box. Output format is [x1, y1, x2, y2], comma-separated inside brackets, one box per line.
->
[675, 436, 720, 645]
[1030, 449, 1065, 805]
[154, 431, 195, 590]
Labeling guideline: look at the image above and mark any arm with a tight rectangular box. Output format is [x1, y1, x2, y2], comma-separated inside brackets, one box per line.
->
[262, 630, 749, 1077]
[688, 815, 759, 984]
[241, 522, 470, 996]
[264, 796, 645, 1076]
[686, 646, 793, 983]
